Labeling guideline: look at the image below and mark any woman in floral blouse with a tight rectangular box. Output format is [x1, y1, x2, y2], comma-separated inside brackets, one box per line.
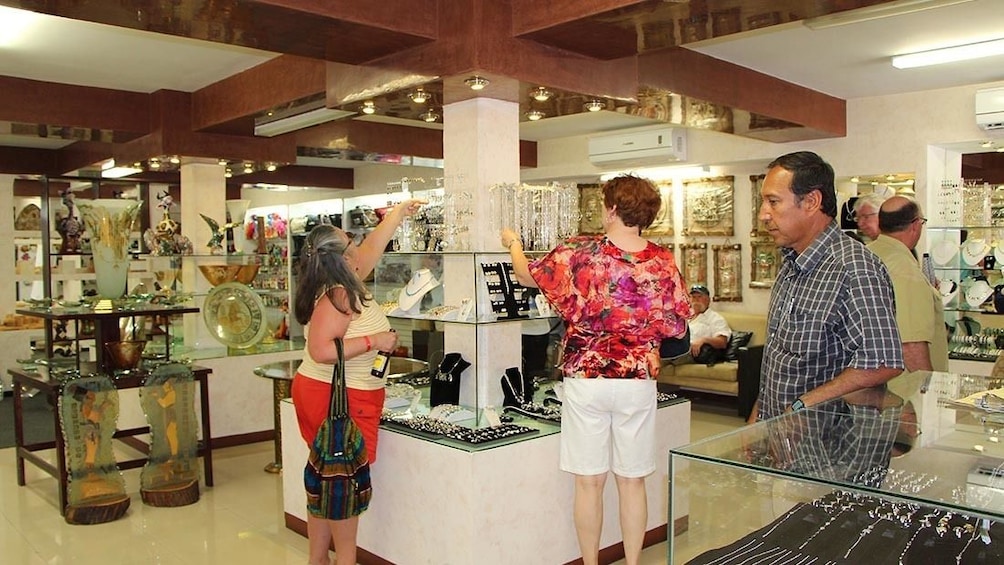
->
[502, 174, 692, 565]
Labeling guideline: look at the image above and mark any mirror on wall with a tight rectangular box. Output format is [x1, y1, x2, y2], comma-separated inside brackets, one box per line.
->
[835, 173, 916, 237]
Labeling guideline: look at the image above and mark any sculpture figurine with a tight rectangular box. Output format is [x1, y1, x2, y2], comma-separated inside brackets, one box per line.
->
[56, 189, 83, 254]
[199, 214, 227, 255]
[143, 191, 193, 256]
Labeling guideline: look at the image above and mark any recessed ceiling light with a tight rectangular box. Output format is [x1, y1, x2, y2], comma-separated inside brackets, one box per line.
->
[584, 99, 605, 112]
[531, 87, 552, 102]
[526, 110, 546, 121]
[361, 100, 377, 114]
[408, 89, 429, 104]
[982, 140, 994, 148]
[243, 163, 254, 174]
[420, 109, 440, 123]
[464, 76, 489, 90]
[266, 162, 277, 172]
[850, 176, 860, 183]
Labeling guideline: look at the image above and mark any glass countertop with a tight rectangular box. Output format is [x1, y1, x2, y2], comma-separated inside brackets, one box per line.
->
[672, 371, 1004, 521]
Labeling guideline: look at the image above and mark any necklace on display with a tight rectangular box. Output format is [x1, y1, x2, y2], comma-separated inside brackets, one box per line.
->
[405, 269, 436, 296]
[503, 370, 525, 404]
[436, 354, 464, 382]
[961, 239, 990, 267]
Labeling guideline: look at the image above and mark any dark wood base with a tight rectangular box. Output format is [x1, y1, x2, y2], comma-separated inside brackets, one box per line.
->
[65, 494, 130, 525]
[141, 479, 200, 507]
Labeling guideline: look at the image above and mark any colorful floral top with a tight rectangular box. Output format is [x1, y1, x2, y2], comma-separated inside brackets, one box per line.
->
[530, 236, 692, 380]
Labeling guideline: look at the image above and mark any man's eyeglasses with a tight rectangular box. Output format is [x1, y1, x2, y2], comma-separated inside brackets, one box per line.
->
[913, 217, 928, 225]
[851, 212, 877, 222]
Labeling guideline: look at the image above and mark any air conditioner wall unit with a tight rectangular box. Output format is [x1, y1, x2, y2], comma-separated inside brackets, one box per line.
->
[976, 87, 1004, 131]
[588, 127, 687, 167]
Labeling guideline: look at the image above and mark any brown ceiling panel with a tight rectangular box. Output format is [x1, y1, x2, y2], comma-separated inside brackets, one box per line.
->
[0, 146, 58, 175]
[54, 141, 114, 175]
[0, 76, 150, 134]
[513, 1, 901, 59]
[639, 47, 845, 140]
[296, 120, 443, 159]
[2, 0, 437, 64]
[193, 55, 327, 131]
[229, 164, 354, 189]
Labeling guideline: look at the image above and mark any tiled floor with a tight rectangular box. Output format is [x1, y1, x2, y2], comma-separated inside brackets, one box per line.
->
[0, 399, 744, 564]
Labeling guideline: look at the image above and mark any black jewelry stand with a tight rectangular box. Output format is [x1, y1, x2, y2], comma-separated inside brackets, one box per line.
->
[481, 262, 528, 319]
[430, 353, 470, 407]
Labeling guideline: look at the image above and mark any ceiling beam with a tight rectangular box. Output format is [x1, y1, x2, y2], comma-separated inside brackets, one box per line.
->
[192, 55, 328, 132]
[228, 165, 354, 189]
[0, 76, 150, 134]
[638, 47, 846, 140]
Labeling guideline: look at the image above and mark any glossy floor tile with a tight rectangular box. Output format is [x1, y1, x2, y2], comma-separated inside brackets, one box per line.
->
[0, 400, 744, 564]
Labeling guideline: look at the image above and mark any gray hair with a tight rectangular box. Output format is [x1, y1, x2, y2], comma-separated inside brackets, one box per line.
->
[853, 193, 887, 213]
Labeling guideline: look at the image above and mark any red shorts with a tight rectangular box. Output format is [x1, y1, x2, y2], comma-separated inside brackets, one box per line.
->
[291, 373, 385, 464]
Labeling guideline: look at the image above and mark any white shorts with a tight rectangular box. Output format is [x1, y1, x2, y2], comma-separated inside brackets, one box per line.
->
[559, 377, 657, 478]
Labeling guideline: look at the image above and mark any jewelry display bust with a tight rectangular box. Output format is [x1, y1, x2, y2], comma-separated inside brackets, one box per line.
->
[398, 268, 440, 313]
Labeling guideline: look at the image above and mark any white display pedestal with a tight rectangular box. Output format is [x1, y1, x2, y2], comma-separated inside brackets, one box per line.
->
[281, 399, 691, 564]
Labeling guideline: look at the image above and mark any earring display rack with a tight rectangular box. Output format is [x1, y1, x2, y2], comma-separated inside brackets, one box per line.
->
[480, 262, 529, 319]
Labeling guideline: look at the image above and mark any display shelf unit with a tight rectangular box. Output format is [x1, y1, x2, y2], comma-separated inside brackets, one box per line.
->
[669, 370, 1004, 564]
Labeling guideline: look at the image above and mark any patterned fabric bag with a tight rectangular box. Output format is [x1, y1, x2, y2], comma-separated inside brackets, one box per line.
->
[304, 339, 372, 519]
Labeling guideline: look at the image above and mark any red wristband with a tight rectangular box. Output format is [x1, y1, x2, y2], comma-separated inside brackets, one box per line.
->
[363, 335, 372, 352]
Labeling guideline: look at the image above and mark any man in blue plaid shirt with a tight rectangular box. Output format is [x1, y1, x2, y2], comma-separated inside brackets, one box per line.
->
[750, 151, 904, 423]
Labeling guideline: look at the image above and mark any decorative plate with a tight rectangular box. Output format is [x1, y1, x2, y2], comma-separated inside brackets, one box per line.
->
[202, 282, 267, 349]
[14, 203, 41, 231]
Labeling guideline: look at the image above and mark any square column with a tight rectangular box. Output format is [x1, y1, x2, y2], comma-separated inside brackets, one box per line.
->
[180, 159, 227, 350]
[442, 98, 525, 408]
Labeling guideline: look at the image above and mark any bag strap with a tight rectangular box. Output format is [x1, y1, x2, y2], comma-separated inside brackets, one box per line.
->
[328, 338, 348, 418]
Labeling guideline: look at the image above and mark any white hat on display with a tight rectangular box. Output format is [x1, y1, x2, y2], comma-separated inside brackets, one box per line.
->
[398, 268, 440, 313]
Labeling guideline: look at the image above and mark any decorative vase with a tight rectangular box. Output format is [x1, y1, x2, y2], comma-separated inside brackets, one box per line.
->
[225, 199, 250, 254]
[78, 199, 143, 299]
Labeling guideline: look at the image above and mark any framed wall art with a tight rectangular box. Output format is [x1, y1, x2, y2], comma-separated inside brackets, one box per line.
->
[678, 243, 708, 288]
[713, 243, 743, 302]
[750, 239, 781, 289]
[711, 8, 741, 37]
[578, 184, 603, 234]
[683, 176, 735, 236]
[677, 15, 708, 43]
[643, 182, 674, 237]
[750, 174, 769, 237]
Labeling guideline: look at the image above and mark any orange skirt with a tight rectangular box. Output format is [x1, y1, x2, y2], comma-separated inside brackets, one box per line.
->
[291, 373, 385, 464]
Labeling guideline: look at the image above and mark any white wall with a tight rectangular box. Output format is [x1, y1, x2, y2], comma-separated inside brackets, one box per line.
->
[522, 79, 1004, 315]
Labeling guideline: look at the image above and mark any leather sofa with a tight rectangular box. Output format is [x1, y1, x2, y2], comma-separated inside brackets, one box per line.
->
[658, 311, 767, 419]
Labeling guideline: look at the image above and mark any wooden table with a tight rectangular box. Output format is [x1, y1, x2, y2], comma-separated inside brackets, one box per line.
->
[8, 364, 214, 515]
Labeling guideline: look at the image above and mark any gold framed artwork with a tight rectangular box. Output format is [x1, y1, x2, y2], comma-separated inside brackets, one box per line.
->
[643, 182, 674, 236]
[750, 239, 781, 289]
[683, 176, 735, 236]
[713, 243, 743, 302]
[578, 184, 603, 234]
[750, 174, 769, 237]
[679, 243, 708, 288]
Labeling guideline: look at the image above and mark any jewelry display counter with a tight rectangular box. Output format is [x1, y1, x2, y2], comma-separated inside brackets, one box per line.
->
[669, 371, 1004, 564]
[281, 396, 691, 564]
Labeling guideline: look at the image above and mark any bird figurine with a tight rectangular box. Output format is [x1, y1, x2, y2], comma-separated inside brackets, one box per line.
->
[200, 213, 242, 255]
[200, 214, 226, 255]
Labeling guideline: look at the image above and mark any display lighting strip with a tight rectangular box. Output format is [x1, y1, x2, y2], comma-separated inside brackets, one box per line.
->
[892, 37, 1004, 69]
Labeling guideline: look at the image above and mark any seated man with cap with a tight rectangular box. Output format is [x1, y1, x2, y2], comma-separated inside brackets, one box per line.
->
[682, 284, 732, 365]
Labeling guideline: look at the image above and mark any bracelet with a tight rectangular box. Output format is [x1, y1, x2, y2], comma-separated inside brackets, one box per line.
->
[506, 239, 523, 250]
[363, 335, 372, 352]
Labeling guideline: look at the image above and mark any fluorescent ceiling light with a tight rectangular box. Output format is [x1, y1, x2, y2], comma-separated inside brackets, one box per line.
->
[804, 0, 974, 30]
[0, 6, 41, 47]
[254, 106, 355, 137]
[892, 37, 1004, 68]
[101, 159, 141, 179]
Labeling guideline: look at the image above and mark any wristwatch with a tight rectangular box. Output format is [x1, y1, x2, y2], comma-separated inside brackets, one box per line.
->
[790, 398, 806, 412]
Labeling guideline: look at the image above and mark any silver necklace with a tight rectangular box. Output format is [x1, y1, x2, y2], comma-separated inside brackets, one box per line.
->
[503, 371, 525, 404]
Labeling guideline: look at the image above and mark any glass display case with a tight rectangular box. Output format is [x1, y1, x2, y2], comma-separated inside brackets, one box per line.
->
[669, 371, 1004, 564]
[927, 225, 1004, 365]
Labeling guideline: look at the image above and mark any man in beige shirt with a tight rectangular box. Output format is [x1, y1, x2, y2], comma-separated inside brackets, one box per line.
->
[867, 196, 949, 371]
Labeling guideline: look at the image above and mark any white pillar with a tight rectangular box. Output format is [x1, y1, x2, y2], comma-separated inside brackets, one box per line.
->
[442, 98, 525, 409]
[180, 158, 227, 350]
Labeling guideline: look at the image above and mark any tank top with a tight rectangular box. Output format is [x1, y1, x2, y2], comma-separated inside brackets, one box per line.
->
[298, 297, 391, 391]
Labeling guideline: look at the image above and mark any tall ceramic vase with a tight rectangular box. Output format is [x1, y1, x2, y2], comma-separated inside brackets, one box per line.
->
[78, 199, 143, 299]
